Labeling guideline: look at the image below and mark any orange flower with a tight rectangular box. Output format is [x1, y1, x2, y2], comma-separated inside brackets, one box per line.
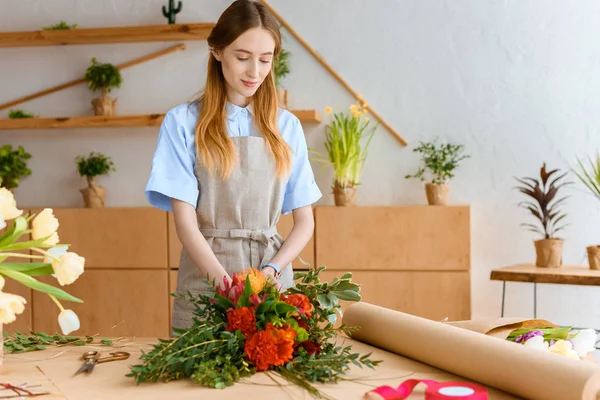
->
[235, 268, 266, 294]
[244, 323, 297, 371]
[226, 306, 257, 337]
[281, 294, 313, 318]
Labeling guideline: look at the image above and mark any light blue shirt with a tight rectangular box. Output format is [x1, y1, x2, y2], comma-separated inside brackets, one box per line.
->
[145, 102, 322, 215]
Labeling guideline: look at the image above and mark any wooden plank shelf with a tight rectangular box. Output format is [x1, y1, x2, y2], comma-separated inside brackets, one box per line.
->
[0, 110, 322, 129]
[0, 23, 215, 48]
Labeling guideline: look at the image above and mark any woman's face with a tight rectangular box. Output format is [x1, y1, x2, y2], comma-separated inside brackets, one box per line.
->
[212, 27, 276, 107]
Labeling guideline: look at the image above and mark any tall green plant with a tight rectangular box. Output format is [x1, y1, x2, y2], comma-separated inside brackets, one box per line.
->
[311, 103, 376, 189]
[573, 152, 600, 201]
[76, 152, 115, 188]
[0, 145, 32, 190]
[405, 139, 469, 185]
[274, 48, 291, 88]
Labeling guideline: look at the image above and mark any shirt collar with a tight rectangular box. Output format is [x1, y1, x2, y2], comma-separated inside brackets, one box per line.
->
[226, 101, 254, 120]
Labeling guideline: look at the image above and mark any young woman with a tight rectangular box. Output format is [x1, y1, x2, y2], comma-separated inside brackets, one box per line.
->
[144, 0, 322, 332]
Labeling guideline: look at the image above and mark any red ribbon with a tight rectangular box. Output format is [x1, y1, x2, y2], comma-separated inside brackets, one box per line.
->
[367, 379, 488, 400]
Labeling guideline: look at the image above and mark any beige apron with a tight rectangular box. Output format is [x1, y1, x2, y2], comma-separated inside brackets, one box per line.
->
[172, 136, 294, 333]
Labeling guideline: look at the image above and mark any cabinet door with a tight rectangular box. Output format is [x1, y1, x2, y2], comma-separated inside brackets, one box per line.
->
[32, 270, 170, 338]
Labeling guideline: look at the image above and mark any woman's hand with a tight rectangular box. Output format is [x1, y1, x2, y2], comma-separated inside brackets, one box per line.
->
[261, 266, 277, 281]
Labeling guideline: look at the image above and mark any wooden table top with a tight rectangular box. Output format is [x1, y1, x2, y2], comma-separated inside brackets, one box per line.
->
[490, 263, 600, 285]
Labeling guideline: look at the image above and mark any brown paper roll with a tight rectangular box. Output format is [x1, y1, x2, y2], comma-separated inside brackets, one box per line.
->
[343, 302, 600, 400]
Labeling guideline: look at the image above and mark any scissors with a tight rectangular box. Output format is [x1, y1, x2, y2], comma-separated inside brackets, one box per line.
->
[74, 350, 130, 376]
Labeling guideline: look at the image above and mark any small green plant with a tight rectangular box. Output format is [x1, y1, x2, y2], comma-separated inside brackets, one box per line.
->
[274, 48, 291, 88]
[162, 0, 182, 24]
[573, 152, 600, 202]
[76, 152, 116, 188]
[41, 21, 78, 30]
[405, 139, 469, 185]
[0, 145, 32, 190]
[84, 58, 122, 96]
[310, 102, 376, 189]
[8, 109, 38, 119]
[514, 163, 572, 239]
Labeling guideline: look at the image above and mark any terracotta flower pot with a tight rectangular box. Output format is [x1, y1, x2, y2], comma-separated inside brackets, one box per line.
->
[276, 88, 289, 109]
[587, 245, 600, 270]
[425, 183, 450, 205]
[333, 184, 356, 207]
[534, 238, 564, 268]
[80, 186, 106, 208]
[91, 88, 117, 116]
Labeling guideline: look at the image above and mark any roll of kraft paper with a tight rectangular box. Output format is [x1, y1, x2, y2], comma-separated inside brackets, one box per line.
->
[369, 379, 488, 399]
[343, 302, 600, 400]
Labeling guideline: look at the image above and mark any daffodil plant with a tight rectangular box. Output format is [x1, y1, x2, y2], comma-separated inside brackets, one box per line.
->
[310, 100, 376, 189]
[0, 188, 84, 335]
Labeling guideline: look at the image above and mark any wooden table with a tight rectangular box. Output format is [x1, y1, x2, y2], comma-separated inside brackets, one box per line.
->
[490, 263, 600, 319]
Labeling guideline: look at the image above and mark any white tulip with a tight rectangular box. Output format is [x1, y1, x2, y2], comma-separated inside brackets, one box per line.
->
[0, 188, 22, 220]
[0, 292, 27, 324]
[570, 329, 598, 357]
[0, 212, 6, 230]
[58, 309, 80, 335]
[32, 208, 59, 246]
[523, 335, 549, 351]
[52, 252, 85, 286]
[44, 245, 69, 264]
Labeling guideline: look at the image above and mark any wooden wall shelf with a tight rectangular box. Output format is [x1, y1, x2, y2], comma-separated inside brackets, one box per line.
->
[0, 110, 322, 130]
[0, 23, 215, 48]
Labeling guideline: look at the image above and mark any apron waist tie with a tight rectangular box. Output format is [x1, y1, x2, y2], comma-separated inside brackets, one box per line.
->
[199, 226, 279, 269]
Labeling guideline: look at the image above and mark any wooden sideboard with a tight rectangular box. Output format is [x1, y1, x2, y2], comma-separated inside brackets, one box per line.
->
[2, 205, 470, 337]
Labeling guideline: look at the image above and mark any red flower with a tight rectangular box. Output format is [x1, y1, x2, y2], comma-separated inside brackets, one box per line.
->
[226, 307, 257, 337]
[281, 294, 313, 318]
[218, 275, 245, 306]
[294, 340, 321, 356]
[244, 323, 297, 371]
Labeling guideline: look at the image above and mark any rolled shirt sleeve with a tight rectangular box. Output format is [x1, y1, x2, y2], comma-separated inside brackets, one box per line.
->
[282, 117, 322, 215]
[145, 106, 199, 212]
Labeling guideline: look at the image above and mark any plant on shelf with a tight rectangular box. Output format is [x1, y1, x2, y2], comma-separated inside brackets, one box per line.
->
[274, 48, 291, 109]
[0, 190, 86, 364]
[310, 100, 376, 207]
[8, 110, 38, 119]
[76, 152, 116, 209]
[41, 21, 78, 30]
[84, 57, 122, 117]
[162, 0, 182, 24]
[0, 145, 32, 192]
[573, 152, 600, 270]
[405, 138, 469, 206]
[514, 162, 572, 268]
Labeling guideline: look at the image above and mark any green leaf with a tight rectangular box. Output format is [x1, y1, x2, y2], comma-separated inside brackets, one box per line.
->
[236, 276, 254, 308]
[273, 302, 296, 316]
[0, 216, 27, 248]
[0, 267, 82, 303]
[0, 262, 53, 276]
[333, 290, 361, 302]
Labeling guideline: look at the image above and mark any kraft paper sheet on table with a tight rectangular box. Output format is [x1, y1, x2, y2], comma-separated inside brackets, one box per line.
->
[1, 302, 599, 400]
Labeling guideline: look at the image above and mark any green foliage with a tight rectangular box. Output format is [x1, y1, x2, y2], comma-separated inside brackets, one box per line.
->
[573, 152, 600, 202]
[3, 330, 113, 353]
[76, 152, 116, 183]
[84, 57, 122, 93]
[310, 104, 376, 189]
[41, 21, 78, 30]
[8, 109, 38, 119]
[162, 0, 182, 24]
[514, 162, 572, 239]
[274, 48, 291, 88]
[0, 144, 32, 190]
[405, 138, 469, 184]
[506, 327, 572, 342]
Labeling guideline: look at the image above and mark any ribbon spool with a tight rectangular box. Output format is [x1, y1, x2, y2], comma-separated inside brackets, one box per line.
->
[367, 379, 488, 400]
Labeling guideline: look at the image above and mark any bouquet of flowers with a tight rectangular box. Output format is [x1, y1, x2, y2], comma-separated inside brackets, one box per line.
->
[507, 326, 598, 361]
[127, 266, 381, 399]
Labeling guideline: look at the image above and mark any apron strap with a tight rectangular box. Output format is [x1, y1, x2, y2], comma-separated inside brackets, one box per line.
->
[199, 226, 279, 268]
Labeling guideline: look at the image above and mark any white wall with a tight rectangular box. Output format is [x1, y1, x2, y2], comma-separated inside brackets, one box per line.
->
[2, 0, 600, 327]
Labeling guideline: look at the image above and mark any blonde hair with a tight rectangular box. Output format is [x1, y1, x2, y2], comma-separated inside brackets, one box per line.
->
[191, 0, 291, 180]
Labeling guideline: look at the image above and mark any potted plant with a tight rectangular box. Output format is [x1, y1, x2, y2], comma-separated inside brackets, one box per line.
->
[8, 109, 38, 119]
[0, 145, 32, 192]
[84, 57, 122, 116]
[310, 102, 376, 206]
[405, 138, 469, 205]
[573, 152, 600, 269]
[41, 21, 78, 30]
[274, 48, 291, 109]
[76, 152, 116, 208]
[514, 163, 571, 268]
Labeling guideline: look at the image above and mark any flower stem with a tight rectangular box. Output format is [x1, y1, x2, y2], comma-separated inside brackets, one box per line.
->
[0, 252, 44, 260]
[30, 247, 59, 262]
[49, 294, 65, 312]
